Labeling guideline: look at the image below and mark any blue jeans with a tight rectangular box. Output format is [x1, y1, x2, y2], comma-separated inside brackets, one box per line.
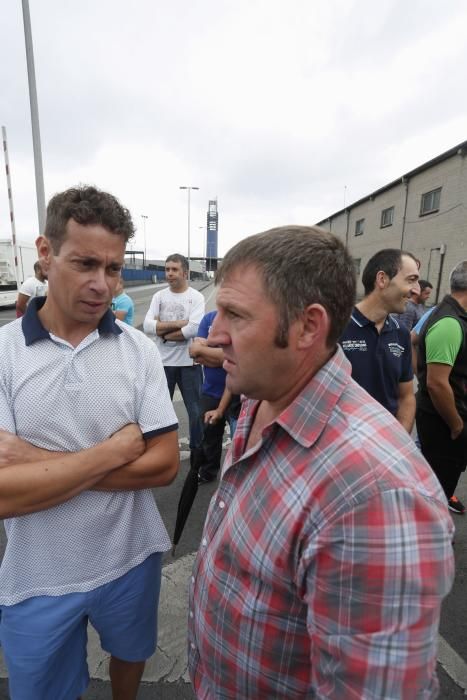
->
[164, 365, 203, 449]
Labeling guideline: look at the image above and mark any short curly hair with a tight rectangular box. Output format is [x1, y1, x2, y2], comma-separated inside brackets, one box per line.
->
[44, 185, 135, 252]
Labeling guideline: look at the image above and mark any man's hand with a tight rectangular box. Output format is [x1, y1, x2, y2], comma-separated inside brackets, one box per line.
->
[0, 430, 46, 468]
[109, 424, 145, 464]
[190, 337, 209, 358]
[204, 408, 223, 425]
[451, 423, 465, 441]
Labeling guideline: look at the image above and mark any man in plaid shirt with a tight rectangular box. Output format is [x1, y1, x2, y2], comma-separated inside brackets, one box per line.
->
[188, 226, 454, 699]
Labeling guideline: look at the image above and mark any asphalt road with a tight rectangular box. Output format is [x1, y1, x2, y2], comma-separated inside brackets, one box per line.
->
[0, 282, 466, 698]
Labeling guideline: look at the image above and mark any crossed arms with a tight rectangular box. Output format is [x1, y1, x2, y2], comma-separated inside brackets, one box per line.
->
[143, 292, 204, 342]
[155, 319, 188, 343]
[0, 425, 179, 519]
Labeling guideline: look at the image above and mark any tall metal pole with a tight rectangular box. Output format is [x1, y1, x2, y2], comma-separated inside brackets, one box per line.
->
[22, 0, 46, 234]
[179, 186, 199, 281]
[2, 126, 21, 286]
[141, 214, 148, 267]
[198, 226, 206, 273]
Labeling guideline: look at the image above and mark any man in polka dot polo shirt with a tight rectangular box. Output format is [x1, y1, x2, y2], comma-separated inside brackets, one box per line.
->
[0, 185, 179, 700]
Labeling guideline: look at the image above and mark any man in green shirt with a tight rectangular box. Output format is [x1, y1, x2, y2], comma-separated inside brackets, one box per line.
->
[416, 261, 467, 514]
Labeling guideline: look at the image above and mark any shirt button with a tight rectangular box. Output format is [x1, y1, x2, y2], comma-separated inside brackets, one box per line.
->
[191, 642, 196, 650]
[189, 611, 194, 618]
[219, 500, 225, 509]
[201, 537, 207, 546]
[191, 576, 195, 584]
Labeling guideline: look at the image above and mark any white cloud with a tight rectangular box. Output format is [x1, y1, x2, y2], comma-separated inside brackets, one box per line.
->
[1, 0, 466, 258]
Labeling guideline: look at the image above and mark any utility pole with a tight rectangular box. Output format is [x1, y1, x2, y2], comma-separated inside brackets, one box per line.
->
[179, 186, 199, 281]
[141, 214, 148, 266]
[22, 0, 46, 234]
[2, 126, 21, 286]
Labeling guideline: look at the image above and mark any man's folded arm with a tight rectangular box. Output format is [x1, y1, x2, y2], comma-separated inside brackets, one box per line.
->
[180, 295, 205, 339]
[91, 429, 179, 490]
[0, 425, 145, 518]
[162, 327, 188, 341]
[0, 425, 179, 498]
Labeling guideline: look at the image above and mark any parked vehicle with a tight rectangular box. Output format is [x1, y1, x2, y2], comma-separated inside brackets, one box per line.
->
[0, 239, 37, 308]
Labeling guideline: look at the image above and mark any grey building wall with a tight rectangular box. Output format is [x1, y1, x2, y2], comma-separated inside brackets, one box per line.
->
[317, 143, 467, 300]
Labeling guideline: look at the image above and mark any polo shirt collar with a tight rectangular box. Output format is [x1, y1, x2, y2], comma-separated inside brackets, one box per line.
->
[22, 297, 122, 346]
[351, 306, 372, 327]
[352, 306, 395, 333]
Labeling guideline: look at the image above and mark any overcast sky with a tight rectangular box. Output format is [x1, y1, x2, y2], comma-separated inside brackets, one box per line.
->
[1, 0, 467, 260]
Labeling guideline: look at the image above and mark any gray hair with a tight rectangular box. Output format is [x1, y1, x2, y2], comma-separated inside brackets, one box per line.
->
[450, 261, 467, 292]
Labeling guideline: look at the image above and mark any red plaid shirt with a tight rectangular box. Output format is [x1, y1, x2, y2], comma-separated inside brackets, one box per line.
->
[188, 347, 454, 699]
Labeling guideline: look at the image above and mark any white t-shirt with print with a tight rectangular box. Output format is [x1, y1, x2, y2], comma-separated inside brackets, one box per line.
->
[143, 286, 205, 366]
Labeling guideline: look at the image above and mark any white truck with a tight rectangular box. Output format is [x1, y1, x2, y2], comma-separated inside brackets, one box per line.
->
[0, 239, 37, 308]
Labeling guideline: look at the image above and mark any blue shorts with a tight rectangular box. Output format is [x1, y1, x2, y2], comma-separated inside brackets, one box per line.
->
[0, 553, 162, 700]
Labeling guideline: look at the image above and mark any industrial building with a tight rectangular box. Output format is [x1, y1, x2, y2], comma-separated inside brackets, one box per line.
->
[316, 140, 467, 301]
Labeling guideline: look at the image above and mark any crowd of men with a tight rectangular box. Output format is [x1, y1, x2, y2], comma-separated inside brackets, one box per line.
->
[0, 184, 464, 699]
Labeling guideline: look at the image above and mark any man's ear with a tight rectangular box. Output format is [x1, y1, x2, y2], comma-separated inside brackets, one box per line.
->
[375, 270, 388, 290]
[296, 304, 330, 350]
[35, 236, 52, 272]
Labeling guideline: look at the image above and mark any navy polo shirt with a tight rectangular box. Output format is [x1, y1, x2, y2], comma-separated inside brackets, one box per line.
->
[339, 307, 413, 415]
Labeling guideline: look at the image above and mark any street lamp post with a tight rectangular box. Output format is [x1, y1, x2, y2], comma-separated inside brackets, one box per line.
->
[22, 0, 46, 234]
[179, 186, 199, 281]
[198, 226, 206, 271]
[141, 214, 148, 267]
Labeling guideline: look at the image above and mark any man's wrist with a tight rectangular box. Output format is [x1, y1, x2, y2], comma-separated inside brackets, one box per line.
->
[451, 422, 464, 440]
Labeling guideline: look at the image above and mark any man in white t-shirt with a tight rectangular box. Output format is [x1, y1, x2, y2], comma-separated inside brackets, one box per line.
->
[144, 254, 205, 448]
[16, 260, 48, 317]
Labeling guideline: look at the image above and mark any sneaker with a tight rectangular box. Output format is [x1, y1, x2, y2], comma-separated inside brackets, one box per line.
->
[448, 496, 465, 514]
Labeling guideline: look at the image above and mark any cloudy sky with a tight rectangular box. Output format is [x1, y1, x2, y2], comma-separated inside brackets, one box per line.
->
[1, 0, 467, 260]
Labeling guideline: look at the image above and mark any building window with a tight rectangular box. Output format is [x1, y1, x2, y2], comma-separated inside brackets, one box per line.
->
[380, 206, 394, 228]
[353, 258, 361, 276]
[420, 187, 441, 216]
[355, 218, 364, 236]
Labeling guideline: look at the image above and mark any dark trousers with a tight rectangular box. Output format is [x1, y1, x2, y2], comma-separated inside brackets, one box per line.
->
[198, 394, 228, 481]
[164, 365, 203, 449]
[416, 408, 467, 499]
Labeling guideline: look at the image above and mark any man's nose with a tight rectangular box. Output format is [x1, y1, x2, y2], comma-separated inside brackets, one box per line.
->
[209, 315, 229, 346]
[90, 268, 109, 294]
[411, 280, 421, 295]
